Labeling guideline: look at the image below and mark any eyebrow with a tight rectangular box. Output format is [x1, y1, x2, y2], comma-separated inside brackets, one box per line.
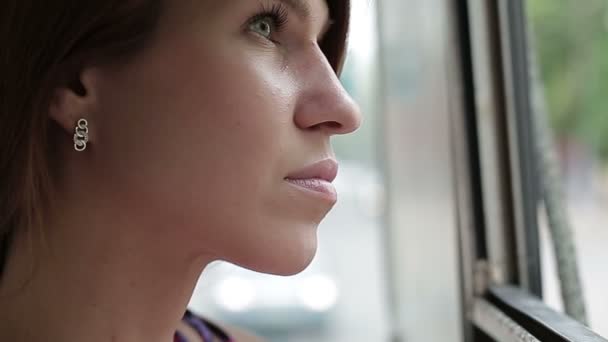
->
[279, 0, 333, 39]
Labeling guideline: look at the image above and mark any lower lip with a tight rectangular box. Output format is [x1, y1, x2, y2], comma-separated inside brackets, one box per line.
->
[285, 178, 337, 202]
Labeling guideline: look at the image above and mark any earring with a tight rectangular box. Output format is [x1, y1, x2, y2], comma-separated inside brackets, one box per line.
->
[73, 118, 89, 152]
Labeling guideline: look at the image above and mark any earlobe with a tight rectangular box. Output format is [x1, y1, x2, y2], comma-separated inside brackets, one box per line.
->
[49, 88, 87, 134]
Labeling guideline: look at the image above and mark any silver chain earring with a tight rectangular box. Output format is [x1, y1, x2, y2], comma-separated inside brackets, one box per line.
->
[73, 118, 89, 152]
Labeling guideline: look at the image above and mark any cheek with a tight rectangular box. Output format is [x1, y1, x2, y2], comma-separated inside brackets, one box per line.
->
[94, 37, 301, 244]
[169, 45, 296, 197]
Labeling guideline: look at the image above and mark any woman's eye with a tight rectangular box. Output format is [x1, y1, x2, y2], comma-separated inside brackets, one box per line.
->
[247, 4, 288, 41]
[249, 17, 274, 39]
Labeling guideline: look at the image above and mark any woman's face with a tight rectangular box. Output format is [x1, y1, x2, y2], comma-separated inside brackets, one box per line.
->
[88, 0, 361, 275]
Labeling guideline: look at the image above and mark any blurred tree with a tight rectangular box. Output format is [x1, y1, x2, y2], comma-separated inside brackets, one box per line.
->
[527, 0, 608, 160]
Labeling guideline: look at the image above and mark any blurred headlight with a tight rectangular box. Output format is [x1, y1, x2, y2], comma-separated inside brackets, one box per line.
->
[214, 276, 256, 312]
[296, 275, 339, 312]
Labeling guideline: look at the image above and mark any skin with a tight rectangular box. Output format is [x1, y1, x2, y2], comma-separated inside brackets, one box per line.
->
[0, 0, 361, 341]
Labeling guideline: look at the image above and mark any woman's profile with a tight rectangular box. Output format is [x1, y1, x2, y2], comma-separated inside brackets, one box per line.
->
[0, 0, 361, 341]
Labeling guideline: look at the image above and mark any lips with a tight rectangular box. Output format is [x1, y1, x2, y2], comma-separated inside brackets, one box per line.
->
[284, 159, 338, 202]
[285, 159, 338, 183]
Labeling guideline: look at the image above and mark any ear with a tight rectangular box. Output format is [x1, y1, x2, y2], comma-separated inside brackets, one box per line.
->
[48, 67, 101, 142]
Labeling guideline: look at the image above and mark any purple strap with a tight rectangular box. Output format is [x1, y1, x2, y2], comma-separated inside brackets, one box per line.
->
[184, 313, 215, 342]
[175, 310, 234, 342]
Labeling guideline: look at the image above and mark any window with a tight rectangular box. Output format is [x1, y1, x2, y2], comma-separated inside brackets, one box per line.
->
[527, 0, 608, 336]
[461, 0, 608, 340]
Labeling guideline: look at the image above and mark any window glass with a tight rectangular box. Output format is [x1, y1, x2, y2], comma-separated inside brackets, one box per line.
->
[188, 1, 391, 341]
[527, 0, 608, 335]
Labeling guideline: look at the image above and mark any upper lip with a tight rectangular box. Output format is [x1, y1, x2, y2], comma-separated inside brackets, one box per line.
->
[285, 158, 339, 183]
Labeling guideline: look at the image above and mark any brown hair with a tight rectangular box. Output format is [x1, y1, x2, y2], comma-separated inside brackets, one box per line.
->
[0, 0, 350, 279]
[323, 0, 352, 74]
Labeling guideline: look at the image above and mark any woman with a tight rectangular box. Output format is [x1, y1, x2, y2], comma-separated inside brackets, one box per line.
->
[0, 0, 361, 341]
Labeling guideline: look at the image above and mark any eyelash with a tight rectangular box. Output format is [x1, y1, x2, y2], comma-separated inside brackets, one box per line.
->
[249, 3, 289, 37]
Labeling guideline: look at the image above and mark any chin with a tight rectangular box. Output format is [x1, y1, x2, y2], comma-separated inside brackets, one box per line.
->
[268, 249, 317, 276]
[229, 228, 319, 277]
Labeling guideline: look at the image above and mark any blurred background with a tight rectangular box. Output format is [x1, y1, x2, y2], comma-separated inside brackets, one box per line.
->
[186, 0, 608, 340]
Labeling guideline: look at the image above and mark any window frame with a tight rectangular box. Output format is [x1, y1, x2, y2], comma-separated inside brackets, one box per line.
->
[452, 0, 607, 340]
[375, 0, 605, 339]
[476, 286, 607, 342]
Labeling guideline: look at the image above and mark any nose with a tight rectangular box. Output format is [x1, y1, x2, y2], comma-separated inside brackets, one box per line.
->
[293, 51, 362, 136]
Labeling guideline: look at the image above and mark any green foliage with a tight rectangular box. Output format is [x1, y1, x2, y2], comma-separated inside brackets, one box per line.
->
[527, 0, 608, 160]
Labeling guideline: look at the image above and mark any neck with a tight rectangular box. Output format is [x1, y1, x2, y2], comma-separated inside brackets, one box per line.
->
[0, 191, 213, 342]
